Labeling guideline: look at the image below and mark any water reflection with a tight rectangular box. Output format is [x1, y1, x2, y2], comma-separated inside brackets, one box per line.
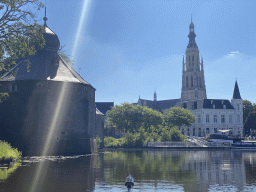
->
[1, 150, 256, 191]
[0, 161, 21, 181]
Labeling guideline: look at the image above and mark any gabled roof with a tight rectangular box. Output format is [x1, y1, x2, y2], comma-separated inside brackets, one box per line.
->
[203, 99, 234, 109]
[96, 108, 104, 115]
[232, 81, 242, 99]
[1, 51, 92, 86]
[138, 98, 180, 111]
[95, 102, 114, 115]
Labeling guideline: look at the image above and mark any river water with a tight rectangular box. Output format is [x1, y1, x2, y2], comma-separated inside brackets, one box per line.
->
[1, 149, 256, 192]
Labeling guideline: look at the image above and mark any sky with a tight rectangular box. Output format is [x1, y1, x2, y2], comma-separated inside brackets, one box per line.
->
[36, 0, 256, 105]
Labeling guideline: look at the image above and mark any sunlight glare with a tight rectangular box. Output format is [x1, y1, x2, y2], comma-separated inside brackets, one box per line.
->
[71, 0, 92, 67]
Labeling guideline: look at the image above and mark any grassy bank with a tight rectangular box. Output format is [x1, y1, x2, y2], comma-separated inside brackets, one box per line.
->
[0, 141, 21, 161]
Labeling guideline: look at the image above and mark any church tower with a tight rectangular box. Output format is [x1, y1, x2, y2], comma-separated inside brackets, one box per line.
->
[181, 20, 207, 102]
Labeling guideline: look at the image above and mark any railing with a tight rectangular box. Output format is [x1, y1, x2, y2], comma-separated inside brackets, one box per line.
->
[244, 136, 256, 141]
[147, 137, 229, 148]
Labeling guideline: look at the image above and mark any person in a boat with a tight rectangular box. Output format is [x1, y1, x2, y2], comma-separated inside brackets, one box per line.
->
[125, 174, 134, 189]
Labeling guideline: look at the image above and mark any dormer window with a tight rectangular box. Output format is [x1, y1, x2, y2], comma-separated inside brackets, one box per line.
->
[213, 104, 215, 109]
[9, 84, 17, 92]
[223, 105, 226, 109]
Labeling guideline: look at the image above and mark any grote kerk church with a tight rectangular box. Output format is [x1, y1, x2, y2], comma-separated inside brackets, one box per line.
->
[137, 21, 243, 137]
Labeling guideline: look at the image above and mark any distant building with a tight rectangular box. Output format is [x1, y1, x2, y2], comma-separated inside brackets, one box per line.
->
[0, 16, 99, 155]
[136, 21, 243, 137]
[95, 102, 116, 137]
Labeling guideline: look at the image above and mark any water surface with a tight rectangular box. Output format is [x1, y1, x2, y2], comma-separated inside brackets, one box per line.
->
[1, 149, 256, 192]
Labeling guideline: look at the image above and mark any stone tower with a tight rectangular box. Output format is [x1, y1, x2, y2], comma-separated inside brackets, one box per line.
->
[181, 21, 207, 102]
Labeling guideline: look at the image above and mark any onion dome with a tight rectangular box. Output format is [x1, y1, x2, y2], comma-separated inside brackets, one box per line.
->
[43, 16, 60, 50]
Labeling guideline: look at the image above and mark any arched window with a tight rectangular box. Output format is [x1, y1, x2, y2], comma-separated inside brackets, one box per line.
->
[191, 76, 193, 87]
[186, 76, 188, 87]
[192, 55, 194, 61]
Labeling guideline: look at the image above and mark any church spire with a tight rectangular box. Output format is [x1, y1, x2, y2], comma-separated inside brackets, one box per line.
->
[232, 80, 242, 99]
[154, 90, 157, 101]
[187, 20, 197, 48]
[181, 21, 207, 102]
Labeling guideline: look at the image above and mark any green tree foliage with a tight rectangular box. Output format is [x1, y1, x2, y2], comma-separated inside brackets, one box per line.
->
[106, 103, 163, 132]
[243, 100, 256, 133]
[0, 0, 45, 75]
[0, 0, 45, 101]
[163, 107, 195, 128]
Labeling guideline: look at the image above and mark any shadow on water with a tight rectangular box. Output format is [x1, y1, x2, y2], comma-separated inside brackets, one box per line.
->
[0, 154, 98, 192]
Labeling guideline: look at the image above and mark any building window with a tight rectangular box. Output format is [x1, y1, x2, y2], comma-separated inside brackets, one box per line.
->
[229, 115, 232, 123]
[198, 115, 201, 123]
[214, 128, 217, 133]
[237, 104, 240, 110]
[193, 128, 195, 136]
[221, 115, 225, 123]
[186, 76, 188, 87]
[206, 115, 210, 123]
[206, 128, 210, 135]
[213, 104, 215, 109]
[237, 115, 240, 123]
[214, 115, 217, 123]
[199, 77, 202, 88]
[8, 84, 17, 92]
[198, 128, 201, 136]
[223, 105, 226, 109]
[191, 76, 193, 87]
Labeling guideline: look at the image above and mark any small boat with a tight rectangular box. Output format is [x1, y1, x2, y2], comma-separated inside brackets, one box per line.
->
[125, 174, 134, 191]
[231, 141, 256, 150]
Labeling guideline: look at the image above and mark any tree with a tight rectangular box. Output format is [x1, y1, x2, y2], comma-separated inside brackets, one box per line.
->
[163, 107, 195, 129]
[0, 0, 45, 75]
[243, 100, 256, 134]
[106, 103, 163, 132]
[0, 0, 45, 102]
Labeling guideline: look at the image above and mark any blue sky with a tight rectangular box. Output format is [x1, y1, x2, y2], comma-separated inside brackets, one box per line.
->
[39, 0, 256, 105]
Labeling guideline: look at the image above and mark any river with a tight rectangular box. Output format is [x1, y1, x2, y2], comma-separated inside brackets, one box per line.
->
[0, 149, 256, 192]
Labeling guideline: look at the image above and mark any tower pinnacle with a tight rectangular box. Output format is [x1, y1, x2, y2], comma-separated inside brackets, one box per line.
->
[43, 1, 48, 26]
[232, 80, 242, 99]
[181, 21, 207, 102]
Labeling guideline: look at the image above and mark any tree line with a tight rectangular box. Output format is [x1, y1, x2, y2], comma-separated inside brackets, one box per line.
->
[104, 103, 195, 147]
[243, 100, 256, 135]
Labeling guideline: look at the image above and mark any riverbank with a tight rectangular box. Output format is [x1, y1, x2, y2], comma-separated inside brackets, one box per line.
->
[101, 146, 231, 152]
[0, 141, 21, 163]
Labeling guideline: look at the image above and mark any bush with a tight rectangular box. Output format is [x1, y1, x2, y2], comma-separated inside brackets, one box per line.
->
[170, 129, 185, 142]
[160, 128, 172, 141]
[124, 132, 135, 147]
[104, 137, 125, 148]
[0, 141, 22, 160]
[96, 136, 101, 149]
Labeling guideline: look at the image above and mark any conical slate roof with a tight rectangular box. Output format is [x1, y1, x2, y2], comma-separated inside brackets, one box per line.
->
[1, 21, 93, 87]
[232, 81, 242, 99]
